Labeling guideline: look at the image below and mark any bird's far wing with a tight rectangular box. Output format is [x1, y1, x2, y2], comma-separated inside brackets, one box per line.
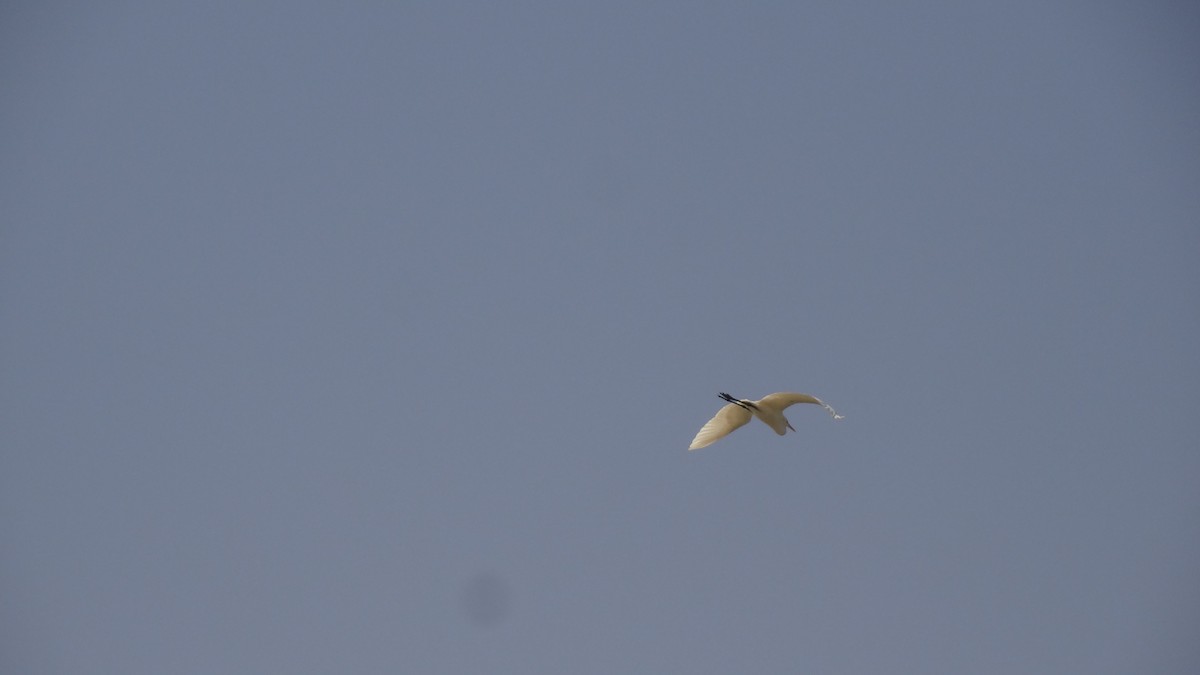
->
[759, 392, 844, 419]
[688, 403, 752, 450]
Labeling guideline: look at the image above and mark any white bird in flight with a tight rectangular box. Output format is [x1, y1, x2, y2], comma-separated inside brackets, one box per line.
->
[689, 392, 843, 450]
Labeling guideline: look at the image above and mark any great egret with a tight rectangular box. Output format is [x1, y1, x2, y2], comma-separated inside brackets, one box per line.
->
[688, 392, 843, 451]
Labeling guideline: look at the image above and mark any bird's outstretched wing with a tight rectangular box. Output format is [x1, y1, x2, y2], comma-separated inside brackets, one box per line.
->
[688, 403, 752, 450]
[758, 392, 844, 419]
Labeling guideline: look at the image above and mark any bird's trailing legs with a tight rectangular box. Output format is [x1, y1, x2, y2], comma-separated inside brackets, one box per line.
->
[718, 392, 759, 411]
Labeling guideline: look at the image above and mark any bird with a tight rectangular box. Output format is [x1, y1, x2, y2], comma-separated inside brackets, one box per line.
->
[688, 392, 843, 450]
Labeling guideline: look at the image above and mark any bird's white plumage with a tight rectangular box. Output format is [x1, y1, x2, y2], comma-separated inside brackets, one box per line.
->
[687, 403, 751, 450]
[688, 391, 843, 450]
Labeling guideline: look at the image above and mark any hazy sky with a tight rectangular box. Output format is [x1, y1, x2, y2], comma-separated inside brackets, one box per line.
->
[3, 2, 1198, 673]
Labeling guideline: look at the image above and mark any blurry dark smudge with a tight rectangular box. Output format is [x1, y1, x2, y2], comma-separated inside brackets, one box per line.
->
[460, 572, 512, 627]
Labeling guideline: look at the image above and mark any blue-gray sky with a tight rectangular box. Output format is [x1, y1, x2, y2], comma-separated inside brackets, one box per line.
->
[3, 2, 1198, 673]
